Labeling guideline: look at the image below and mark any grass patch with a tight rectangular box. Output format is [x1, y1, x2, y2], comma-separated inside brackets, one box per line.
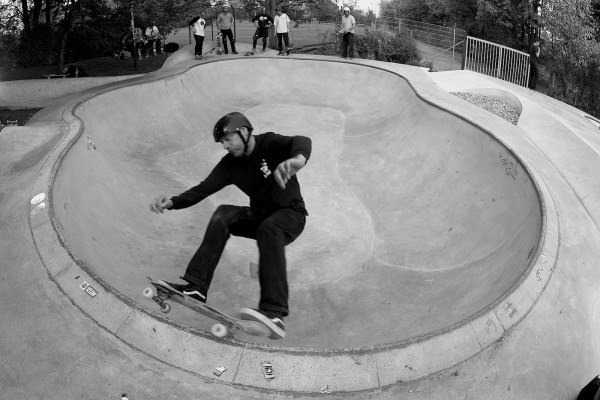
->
[0, 53, 169, 81]
[0, 107, 43, 131]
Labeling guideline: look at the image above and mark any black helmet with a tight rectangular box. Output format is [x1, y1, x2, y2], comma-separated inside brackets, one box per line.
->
[213, 112, 253, 142]
[213, 112, 254, 154]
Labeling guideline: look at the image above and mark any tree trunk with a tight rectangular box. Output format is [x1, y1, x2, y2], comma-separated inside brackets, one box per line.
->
[21, 0, 30, 29]
[268, 0, 276, 49]
[46, 0, 52, 24]
[57, 29, 69, 73]
[57, 0, 76, 73]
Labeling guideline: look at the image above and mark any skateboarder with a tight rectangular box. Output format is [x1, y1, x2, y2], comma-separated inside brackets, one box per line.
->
[251, 7, 273, 53]
[149, 112, 311, 339]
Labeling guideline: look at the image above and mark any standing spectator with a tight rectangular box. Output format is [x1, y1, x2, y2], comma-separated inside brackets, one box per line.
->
[217, 4, 238, 54]
[251, 7, 273, 53]
[122, 25, 146, 61]
[529, 38, 541, 90]
[274, 7, 291, 55]
[190, 12, 207, 60]
[340, 6, 355, 59]
[145, 21, 164, 56]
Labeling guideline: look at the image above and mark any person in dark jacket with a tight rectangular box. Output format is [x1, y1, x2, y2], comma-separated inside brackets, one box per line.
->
[251, 7, 273, 53]
[149, 112, 311, 339]
[529, 38, 541, 90]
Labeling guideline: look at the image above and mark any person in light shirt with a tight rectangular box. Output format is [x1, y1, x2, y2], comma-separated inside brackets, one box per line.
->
[145, 21, 163, 56]
[189, 11, 207, 60]
[274, 7, 291, 55]
[340, 6, 355, 59]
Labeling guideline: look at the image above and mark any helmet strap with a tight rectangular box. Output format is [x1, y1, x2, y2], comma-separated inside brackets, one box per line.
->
[236, 130, 250, 155]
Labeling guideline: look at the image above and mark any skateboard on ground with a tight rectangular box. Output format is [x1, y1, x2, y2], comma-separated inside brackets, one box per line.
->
[244, 49, 257, 56]
[280, 43, 293, 55]
[143, 277, 270, 338]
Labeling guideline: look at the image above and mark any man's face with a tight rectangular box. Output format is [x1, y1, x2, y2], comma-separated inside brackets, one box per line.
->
[223, 6, 229, 12]
[276, 9, 281, 15]
[220, 131, 246, 157]
[344, 10, 349, 15]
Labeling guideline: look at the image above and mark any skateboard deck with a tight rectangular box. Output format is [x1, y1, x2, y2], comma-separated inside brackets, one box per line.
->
[281, 44, 293, 55]
[244, 50, 256, 56]
[143, 277, 270, 338]
[216, 33, 223, 55]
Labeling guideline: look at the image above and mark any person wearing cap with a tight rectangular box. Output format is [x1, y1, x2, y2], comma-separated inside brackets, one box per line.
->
[149, 112, 312, 339]
[251, 6, 273, 53]
[340, 6, 355, 59]
[274, 7, 291, 55]
[216, 4, 238, 54]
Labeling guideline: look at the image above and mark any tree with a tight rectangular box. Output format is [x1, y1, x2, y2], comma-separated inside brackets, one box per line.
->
[541, 0, 596, 103]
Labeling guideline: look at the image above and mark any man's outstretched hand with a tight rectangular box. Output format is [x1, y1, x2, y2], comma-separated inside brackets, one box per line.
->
[149, 195, 173, 214]
[274, 154, 306, 189]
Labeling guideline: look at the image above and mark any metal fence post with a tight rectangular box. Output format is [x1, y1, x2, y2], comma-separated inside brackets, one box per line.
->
[452, 24, 456, 70]
[497, 47, 503, 78]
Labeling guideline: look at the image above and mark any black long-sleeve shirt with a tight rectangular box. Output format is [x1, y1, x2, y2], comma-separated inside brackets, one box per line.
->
[169, 132, 312, 214]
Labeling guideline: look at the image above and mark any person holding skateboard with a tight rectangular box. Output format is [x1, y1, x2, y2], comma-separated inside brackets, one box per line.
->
[216, 4, 238, 54]
[251, 7, 273, 53]
[149, 112, 311, 339]
[274, 7, 291, 55]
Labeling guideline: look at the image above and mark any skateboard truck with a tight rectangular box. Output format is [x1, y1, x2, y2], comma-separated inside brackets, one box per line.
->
[143, 277, 271, 339]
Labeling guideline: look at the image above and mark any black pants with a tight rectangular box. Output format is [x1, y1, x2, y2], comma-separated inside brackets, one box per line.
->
[220, 29, 236, 53]
[253, 28, 269, 50]
[529, 62, 539, 89]
[277, 32, 289, 52]
[342, 32, 354, 58]
[193, 34, 204, 56]
[183, 205, 306, 318]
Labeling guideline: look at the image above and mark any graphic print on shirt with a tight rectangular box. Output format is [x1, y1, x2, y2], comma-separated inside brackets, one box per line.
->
[259, 159, 272, 178]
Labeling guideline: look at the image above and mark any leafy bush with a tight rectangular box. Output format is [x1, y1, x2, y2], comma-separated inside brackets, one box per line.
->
[67, 25, 119, 61]
[307, 28, 420, 65]
[16, 24, 58, 67]
[0, 31, 20, 70]
[354, 28, 419, 63]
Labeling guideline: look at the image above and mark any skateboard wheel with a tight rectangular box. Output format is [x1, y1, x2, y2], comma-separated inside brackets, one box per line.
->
[211, 323, 228, 338]
[160, 302, 171, 313]
[142, 287, 154, 298]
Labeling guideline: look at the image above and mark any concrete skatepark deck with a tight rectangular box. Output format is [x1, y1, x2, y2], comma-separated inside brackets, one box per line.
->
[1, 45, 599, 399]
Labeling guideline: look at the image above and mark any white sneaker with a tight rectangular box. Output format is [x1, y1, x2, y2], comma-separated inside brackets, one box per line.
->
[238, 308, 285, 339]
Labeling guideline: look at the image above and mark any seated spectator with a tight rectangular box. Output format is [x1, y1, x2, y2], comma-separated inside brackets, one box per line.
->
[122, 25, 146, 60]
[60, 65, 88, 77]
[145, 21, 164, 56]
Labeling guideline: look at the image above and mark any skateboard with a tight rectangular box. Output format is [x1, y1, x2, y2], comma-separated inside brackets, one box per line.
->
[43, 74, 68, 79]
[244, 49, 256, 56]
[215, 33, 223, 55]
[280, 44, 293, 56]
[143, 277, 270, 338]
